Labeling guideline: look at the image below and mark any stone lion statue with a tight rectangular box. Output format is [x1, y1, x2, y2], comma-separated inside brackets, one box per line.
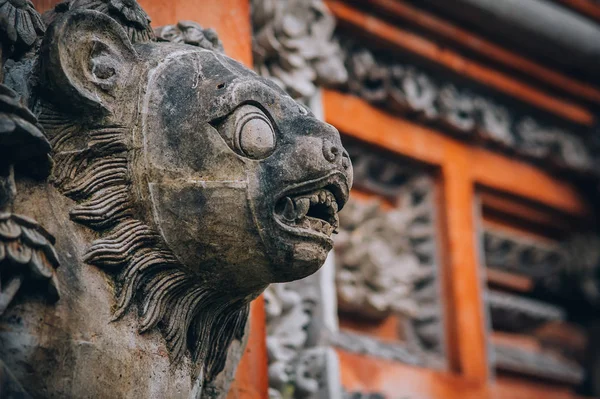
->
[0, 0, 352, 397]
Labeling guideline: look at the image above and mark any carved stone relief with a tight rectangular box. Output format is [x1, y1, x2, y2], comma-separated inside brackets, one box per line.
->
[265, 255, 342, 399]
[251, 0, 347, 102]
[0, 1, 353, 397]
[484, 227, 600, 304]
[483, 227, 567, 279]
[333, 145, 445, 367]
[480, 224, 600, 385]
[264, 166, 447, 396]
[155, 20, 224, 52]
[337, 40, 596, 176]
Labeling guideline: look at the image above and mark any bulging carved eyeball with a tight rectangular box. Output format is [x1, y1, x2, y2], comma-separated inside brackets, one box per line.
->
[214, 104, 277, 159]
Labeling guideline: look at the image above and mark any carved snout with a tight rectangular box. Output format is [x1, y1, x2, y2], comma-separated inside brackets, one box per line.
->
[320, 129, 353, 193]
[322, 138, 352, 171]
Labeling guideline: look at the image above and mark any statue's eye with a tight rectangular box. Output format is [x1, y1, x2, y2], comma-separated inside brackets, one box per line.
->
[214, 104, 276, 159]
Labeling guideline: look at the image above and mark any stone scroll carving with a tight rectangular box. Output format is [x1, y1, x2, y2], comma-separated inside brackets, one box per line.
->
[251, 0, 347, 102]
[0, 1, 353, 397]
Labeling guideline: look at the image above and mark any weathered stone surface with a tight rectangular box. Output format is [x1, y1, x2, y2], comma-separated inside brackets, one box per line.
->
[0, 1, 353, 397]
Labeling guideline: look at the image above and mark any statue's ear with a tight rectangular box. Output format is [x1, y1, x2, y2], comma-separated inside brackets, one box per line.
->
[40, 10, 138, 115]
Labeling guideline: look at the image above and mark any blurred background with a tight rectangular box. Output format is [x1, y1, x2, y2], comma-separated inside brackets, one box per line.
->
[31, 0, 600, 398]
[253, 1, 600, 398]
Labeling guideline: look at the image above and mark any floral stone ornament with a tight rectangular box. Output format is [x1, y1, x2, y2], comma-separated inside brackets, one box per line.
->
[0, 1, 353, 398]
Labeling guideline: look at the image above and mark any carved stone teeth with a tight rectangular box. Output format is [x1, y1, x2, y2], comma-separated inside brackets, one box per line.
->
[310, 195, 318, 205]
[327, 203, 336, 215]
[294, 197, 310, 220]
[319, 191, 326, 203]
[331, 201, 338, 213]
[282, 197, 296, 221]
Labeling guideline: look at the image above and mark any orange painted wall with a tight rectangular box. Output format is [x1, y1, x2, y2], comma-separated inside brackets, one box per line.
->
[33, 0, 252, 66]
[138, 0, 252, 65]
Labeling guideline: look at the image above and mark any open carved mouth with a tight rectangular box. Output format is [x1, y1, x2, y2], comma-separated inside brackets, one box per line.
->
[273, 174, 349, 240]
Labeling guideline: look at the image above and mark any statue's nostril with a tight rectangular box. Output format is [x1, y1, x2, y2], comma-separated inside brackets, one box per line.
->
[323, 139, 340, 163]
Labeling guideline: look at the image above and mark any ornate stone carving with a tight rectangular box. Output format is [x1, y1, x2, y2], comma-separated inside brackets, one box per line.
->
[483, 228, 600, 309]
[481, 226, 599, 385]
[334, 195, 433, 320]
[333, 146, 445, 365]
[483, 228, 567, 279]
[265, 256, 342, 399]
[251, 0, 347, 102]
[155, 20, 223, 52]
[517, 118, 592, 171]
[339, 40, 595, 175]
[0, 1, 353, 397]
[265, 283, 315, 398]
[536, 234, 600, 307]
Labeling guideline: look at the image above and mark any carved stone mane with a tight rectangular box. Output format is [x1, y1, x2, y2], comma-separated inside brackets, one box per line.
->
[39, 105, 249, 379]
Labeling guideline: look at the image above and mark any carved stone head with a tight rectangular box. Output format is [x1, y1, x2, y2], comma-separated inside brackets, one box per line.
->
[21, 0, 352, 387]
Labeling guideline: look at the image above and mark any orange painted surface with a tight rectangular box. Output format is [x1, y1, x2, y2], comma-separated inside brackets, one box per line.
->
[479, 190, 578, 233]
[486, 268, 533, 293]
[338, 349, 483, 399]
[138, 0, 252, 66]
[490, 331, 542, 352]
[326, 90, 590, 216]
[325, 0, 595, 125]
[32, 0, 252, 68]
[360, 0, 600, 104]
[439, 156, 489, 381]
[338, 350, 585, 399]
[227, 297, 270, 399]
[481, 219, 562, 244]
[31, 0, 60, 13]
[340, 314, 401, 342]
